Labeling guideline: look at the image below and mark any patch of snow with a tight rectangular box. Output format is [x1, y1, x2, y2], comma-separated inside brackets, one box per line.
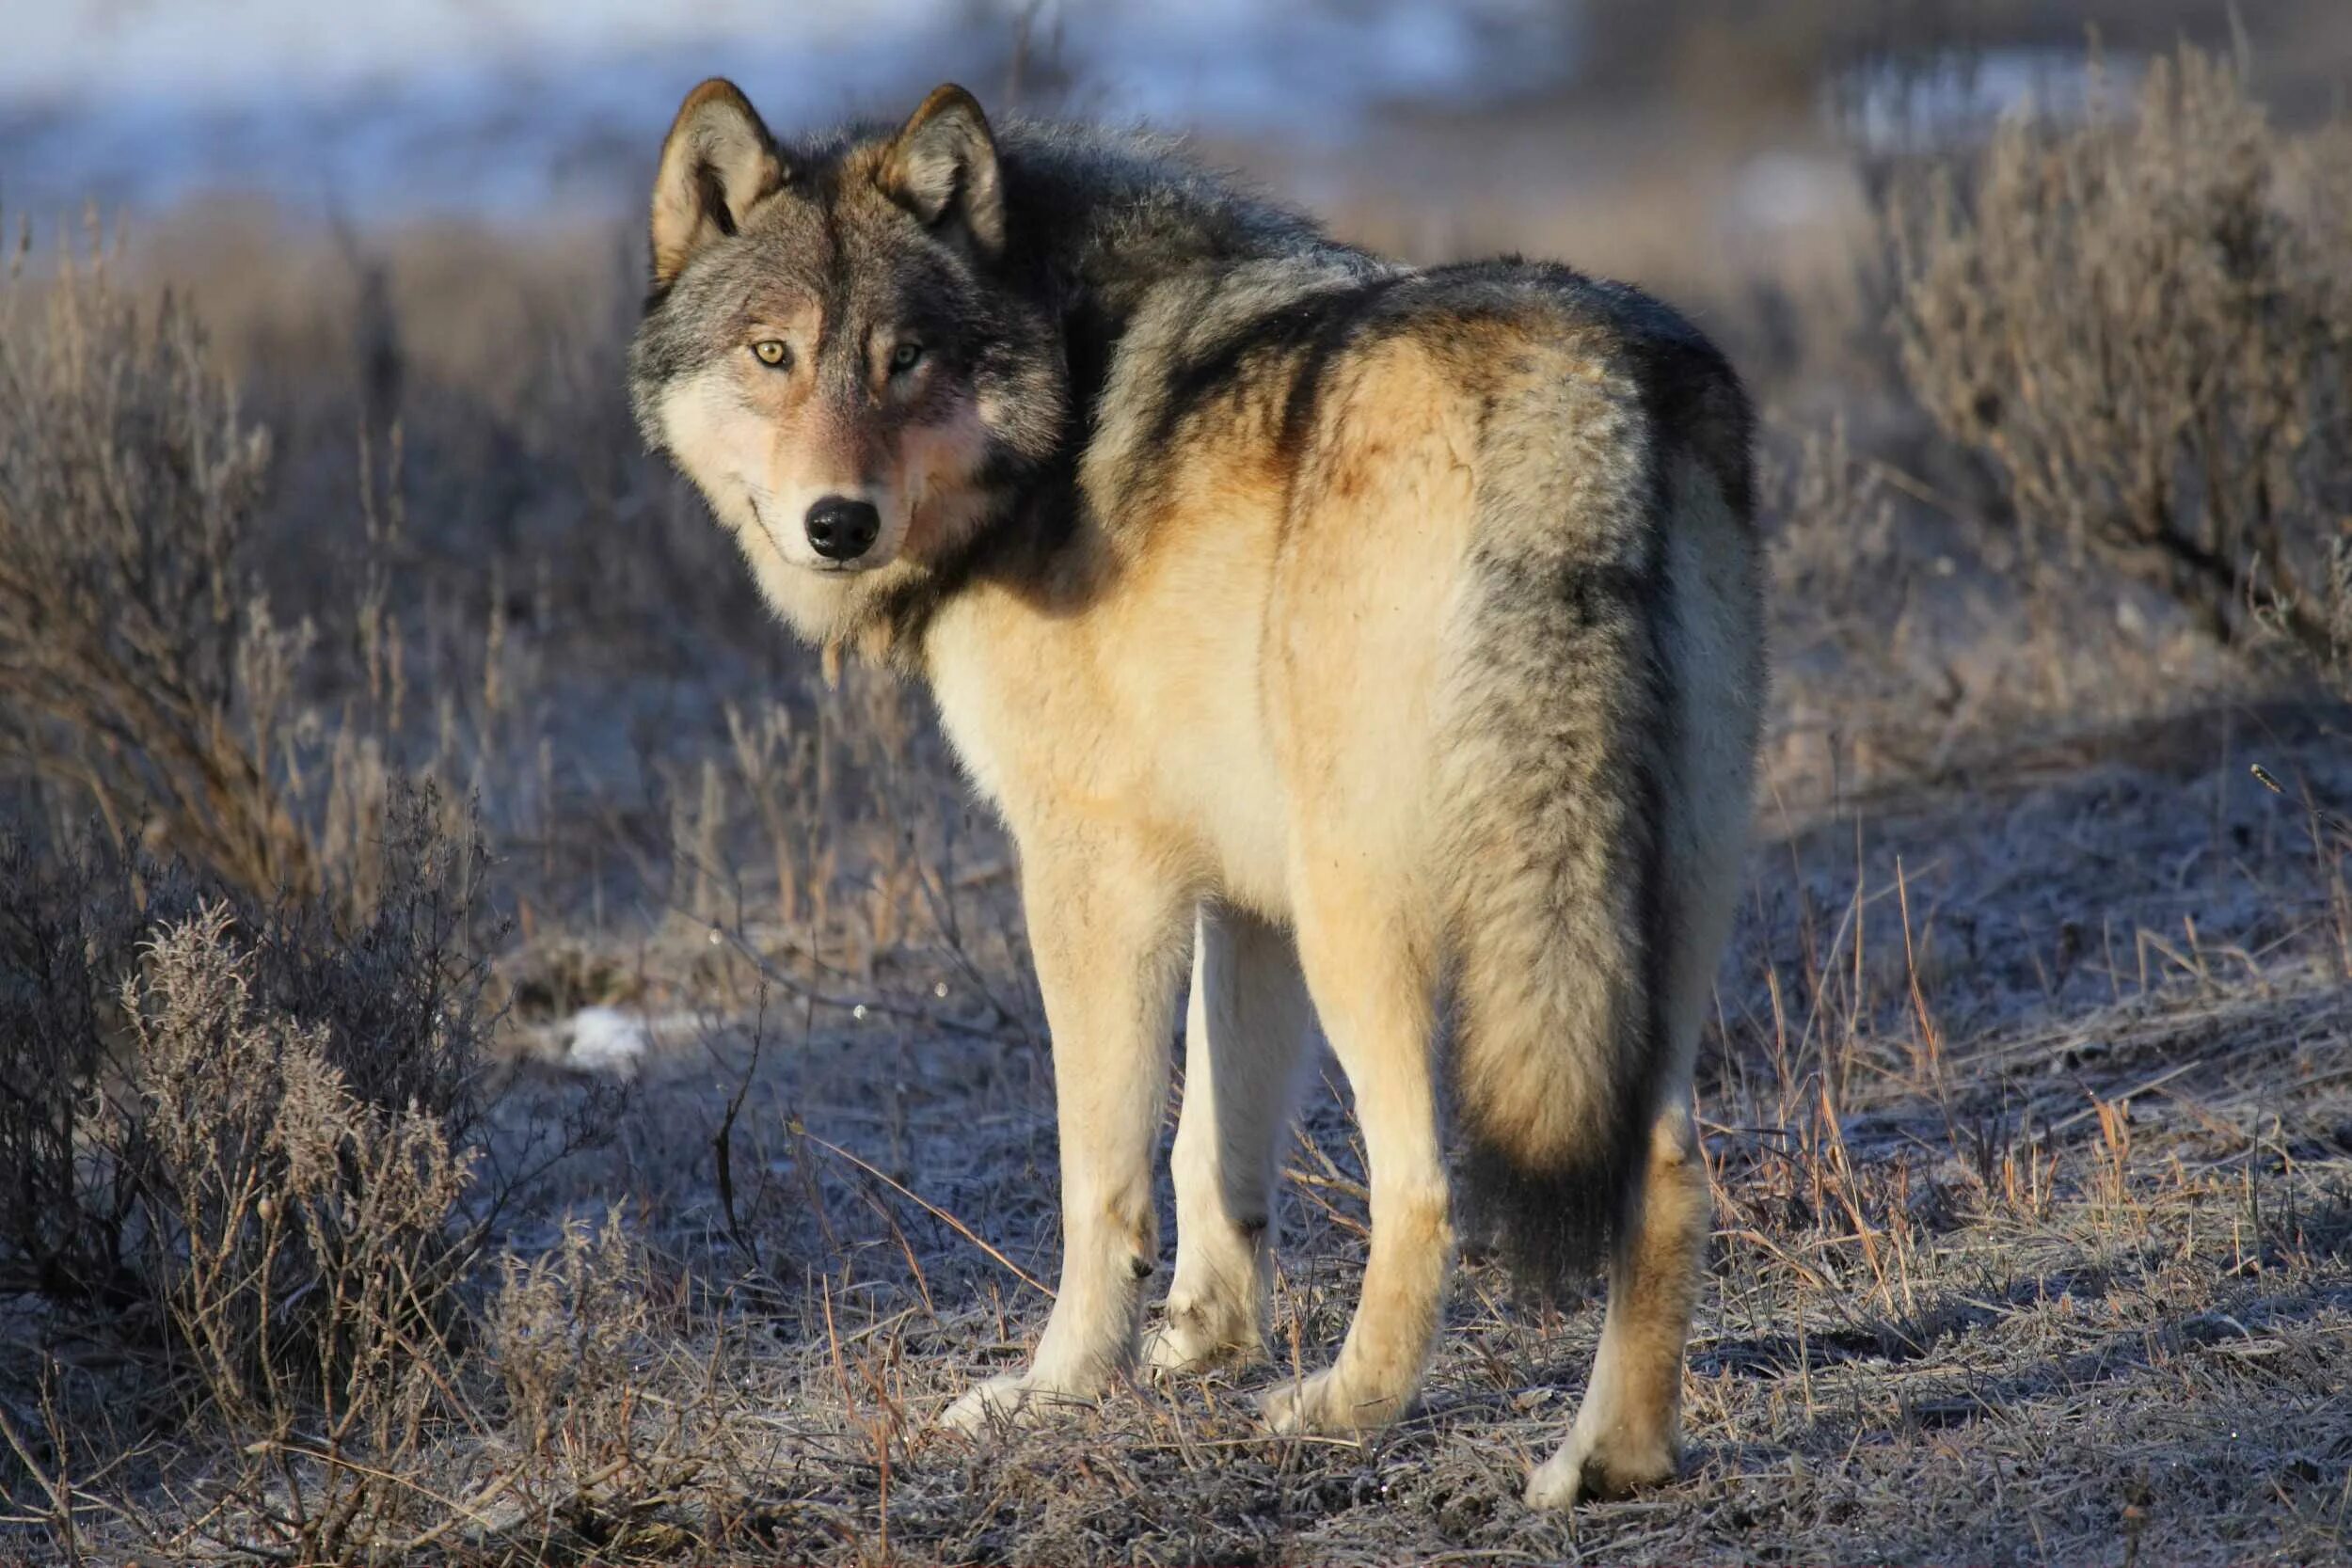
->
[563, 1006, 648, 1080]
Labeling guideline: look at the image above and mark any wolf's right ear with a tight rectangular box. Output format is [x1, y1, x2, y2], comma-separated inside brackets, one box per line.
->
[649, 79, 786, 288]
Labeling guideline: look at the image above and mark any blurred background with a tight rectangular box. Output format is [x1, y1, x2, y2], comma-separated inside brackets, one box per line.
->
[10, 1, 2352, 484]
[9, 3, 2352, 256]
[8, 2, 2351, 230]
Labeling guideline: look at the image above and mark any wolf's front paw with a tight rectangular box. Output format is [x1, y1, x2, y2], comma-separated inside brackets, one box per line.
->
[1258, 1366, 1408, 1436]
[1523, 1419, 1678, 1508]
[937, 1372, 1097, 1436]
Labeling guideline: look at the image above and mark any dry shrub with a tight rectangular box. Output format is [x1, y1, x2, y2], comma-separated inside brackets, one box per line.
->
[0, 784, 518, 1561]
[671, 663, 1002, 982]
[0, 219, 326, 899]
[491, 1213, 649, 1459]
[252, 780, 495, 1142]
[1768, 417, 1906, 672]
[1889, 45, 2352, 667]
[0, 783, 495, 1315]
[478, 1217, 790, 1562]
[0, 829, 196, 1304]
[130, 903, 473, 1561]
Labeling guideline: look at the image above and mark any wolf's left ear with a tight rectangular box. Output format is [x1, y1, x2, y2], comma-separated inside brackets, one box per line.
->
[650, 79, 786, 288]
[879, 84, 1004, 259]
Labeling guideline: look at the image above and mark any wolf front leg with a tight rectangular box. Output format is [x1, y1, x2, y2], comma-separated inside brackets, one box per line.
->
[939, 834, 1192, 1434]
[1145, 902, 1313, 1376]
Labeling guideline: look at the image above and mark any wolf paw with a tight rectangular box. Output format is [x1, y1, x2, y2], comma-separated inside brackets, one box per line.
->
[1142, 1299, 1265, 1378]
[1259, 1367, 1407, 1436]
[1523, 1423, 1678, 1509]
[937, 1372, 1096, 1436]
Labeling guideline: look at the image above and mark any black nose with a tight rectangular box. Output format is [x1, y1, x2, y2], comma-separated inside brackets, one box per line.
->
[804, 497, 881, 562]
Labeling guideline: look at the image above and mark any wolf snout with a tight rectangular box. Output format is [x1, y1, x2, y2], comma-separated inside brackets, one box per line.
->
[805, 496, 882, 562]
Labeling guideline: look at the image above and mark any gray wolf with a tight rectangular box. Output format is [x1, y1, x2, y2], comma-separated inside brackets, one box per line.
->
[630, 78, 1764, 1507]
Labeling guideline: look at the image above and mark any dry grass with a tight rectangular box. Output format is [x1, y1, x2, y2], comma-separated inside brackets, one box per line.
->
[4, 27, 2352, 1568]
[446, 710, 2352, 1565]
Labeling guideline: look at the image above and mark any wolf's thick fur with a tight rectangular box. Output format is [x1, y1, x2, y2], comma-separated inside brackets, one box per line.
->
[631, 80, 1764, 1507]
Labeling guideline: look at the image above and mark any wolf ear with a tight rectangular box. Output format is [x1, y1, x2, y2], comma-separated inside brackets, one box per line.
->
[649, 79, 786, 288]
[878, 84, 1005, 259]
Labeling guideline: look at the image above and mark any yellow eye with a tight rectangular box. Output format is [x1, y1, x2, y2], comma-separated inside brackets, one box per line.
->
[752, 340, 788, 368]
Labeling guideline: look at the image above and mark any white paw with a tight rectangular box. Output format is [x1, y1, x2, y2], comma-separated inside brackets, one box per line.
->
[937, 1372, 1095, 1436]
[1142, 1312, 1264, 1377]
[1258, 1367, 1403, 1435]
[1523, 1444, 1588, 1510]
[1524, 1421, 1677, 1508]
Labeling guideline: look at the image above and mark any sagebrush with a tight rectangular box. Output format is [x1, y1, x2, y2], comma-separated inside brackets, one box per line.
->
[1890, 45, 2352, 673]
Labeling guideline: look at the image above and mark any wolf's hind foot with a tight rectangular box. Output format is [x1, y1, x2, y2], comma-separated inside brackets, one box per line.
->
[1523, 1415, 1678, 1508]
[1143, 1293, 1266, 1378]
[1258, 1365, 1412, 1436]
[937, 1372, 1098, 1436]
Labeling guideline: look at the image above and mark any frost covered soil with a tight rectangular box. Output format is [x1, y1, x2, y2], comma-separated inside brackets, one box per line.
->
[412, 699, 2352, 1565]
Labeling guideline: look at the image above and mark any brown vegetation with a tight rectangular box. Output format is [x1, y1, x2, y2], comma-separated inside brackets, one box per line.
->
[1892, 46, 2352, 670]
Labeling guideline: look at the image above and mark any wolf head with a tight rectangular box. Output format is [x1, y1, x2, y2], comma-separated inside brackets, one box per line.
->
[630, 81, 1067, 646]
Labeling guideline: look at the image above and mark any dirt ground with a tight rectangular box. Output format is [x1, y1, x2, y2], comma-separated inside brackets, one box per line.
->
[447, 699, 2352, 1564]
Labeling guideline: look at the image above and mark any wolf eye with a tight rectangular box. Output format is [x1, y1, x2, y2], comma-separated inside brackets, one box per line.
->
[751, 340, 789, 368]
[889, 341, 925, 373]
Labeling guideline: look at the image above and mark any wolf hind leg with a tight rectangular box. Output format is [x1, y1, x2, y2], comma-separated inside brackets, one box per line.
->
[1147, 902, 1314, 1376]
[1525, 1097, 1708, 1506]
[1259, 862, 1449, 1435]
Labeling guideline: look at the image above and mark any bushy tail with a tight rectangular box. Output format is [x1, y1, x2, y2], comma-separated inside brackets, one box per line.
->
[1440, 365, 1676, 1291]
